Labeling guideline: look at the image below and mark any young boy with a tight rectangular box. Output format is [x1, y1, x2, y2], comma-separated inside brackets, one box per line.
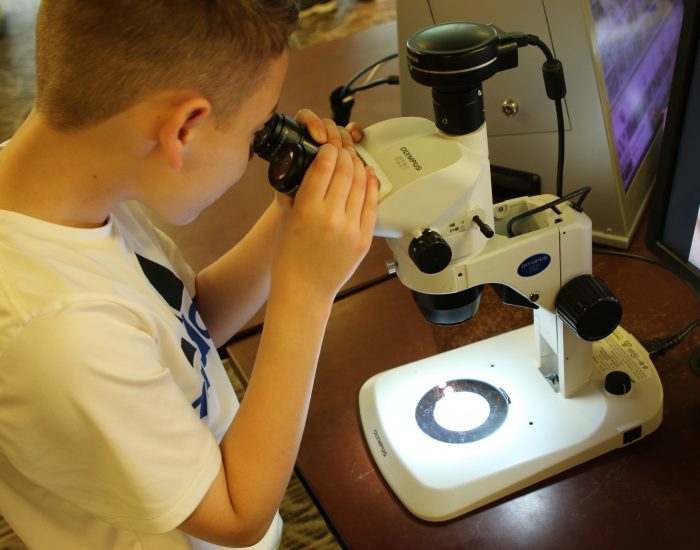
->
[0, 1, 378, 548]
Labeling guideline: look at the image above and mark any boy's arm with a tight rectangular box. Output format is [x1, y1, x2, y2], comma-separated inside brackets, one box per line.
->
[193, 199, 283, 347]
[180, 144, 379, 547]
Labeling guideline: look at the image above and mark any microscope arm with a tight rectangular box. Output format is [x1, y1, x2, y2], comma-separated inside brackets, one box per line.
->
[436, 193, 598, 397]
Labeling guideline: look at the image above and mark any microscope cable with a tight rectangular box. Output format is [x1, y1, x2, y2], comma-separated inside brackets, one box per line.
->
[330, 53, 399, 126]
[592, 246, 700, 362]
[220, 271, 397, 350]
[506, 186, 591, 237]
[525, 34, 566, 199]
[339, 52, 399, 100]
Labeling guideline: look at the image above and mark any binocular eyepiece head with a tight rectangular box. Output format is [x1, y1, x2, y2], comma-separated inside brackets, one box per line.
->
[252, 113, 319, 197]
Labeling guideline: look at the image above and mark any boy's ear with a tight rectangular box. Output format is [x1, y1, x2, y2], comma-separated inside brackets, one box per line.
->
[159, 97, 212, 170]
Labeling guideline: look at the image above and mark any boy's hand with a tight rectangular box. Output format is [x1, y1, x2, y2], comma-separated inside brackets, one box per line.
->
[270, 118, 379, 304]
[272, 109, 364, 213]
[295, 108, 363, 152]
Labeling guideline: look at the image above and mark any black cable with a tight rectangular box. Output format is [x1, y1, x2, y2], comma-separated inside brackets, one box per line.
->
[554, 99, 565, 198]
[334, 271, 397, 301]
[331, 53, 399, 125]
[348, 75, 399, 94]
[526, 34, 566, 198]
[592, 247, 666, 266]
[527, 34, 555, 63]
[219, 271, 397, 350]
[506, 186, 591, 237]
[592, 247, 700, 303]
[339, 52, 398, 99]
[641, 319, 700, 359]
[591, 246, 700, 359]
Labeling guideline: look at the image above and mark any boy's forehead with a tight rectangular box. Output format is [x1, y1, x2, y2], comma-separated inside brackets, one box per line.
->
[268, 49, 290, 82]
[254, 52, 289, 110]
[225, 51, 287, 128]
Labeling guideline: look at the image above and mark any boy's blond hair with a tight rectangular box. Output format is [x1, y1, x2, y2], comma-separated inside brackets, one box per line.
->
[35, 0, 299, 131]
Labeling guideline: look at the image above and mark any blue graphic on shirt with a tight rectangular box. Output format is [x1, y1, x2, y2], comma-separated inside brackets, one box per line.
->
[179, 302, 211, 367]
[191, 366, 212, 418]
[135, 254, 213, 418]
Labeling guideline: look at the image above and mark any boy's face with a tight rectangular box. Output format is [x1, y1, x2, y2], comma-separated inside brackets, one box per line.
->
[158, 51, 289, 225]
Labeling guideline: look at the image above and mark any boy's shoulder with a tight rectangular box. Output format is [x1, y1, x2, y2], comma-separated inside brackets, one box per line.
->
[0, 202, 188, 336]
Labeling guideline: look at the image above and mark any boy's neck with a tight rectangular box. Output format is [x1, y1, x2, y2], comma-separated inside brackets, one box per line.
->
[0, 109, 134, 228]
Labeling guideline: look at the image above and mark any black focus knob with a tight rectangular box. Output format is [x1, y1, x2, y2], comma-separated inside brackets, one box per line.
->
[556, 274, 622, 341]
[604, 370, 632, 396]
[409, 229, 452, 274]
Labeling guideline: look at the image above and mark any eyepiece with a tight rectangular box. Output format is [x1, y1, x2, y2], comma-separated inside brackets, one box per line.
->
[253, 112, 320, 196]
[267, 142, 317, 197]
[253, 112, 319, 162]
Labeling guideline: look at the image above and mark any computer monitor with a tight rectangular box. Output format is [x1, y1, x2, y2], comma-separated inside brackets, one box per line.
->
[647, 0, 700, 296]
[396, 0, 684, 248]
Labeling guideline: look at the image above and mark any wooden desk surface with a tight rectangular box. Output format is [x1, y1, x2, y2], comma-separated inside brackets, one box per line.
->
[224, 22, 700, 550]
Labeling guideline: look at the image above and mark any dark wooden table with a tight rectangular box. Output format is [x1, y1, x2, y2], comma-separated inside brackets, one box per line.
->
[224, 22, 700, 550]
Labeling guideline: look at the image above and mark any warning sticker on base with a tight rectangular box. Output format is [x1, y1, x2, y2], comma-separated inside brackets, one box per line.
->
[594, 326, 652, 382]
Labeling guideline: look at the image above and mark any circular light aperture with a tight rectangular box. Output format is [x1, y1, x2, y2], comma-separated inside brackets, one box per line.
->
[433, 390, 491, 432]
[415, 379, 509, 444]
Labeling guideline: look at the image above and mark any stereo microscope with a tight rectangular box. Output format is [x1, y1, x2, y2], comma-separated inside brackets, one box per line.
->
[255, 22, 663, 521]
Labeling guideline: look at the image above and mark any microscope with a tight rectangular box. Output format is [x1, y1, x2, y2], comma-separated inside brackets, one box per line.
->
[254, 22, 663, 521]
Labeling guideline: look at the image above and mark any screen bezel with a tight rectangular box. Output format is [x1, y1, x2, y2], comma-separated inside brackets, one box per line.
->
[647, 0, 700, 296]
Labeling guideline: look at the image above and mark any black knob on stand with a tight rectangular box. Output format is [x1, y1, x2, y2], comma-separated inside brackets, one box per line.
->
[409, 229, 452, 274]
[556, 274, 622, 341]
[604, 371, 632, 396]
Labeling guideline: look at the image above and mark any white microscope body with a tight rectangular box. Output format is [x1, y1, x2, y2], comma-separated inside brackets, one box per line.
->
[355, 97, 663, 522]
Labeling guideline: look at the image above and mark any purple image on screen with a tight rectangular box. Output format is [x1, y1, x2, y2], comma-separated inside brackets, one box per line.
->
[589, 0, 684, 190]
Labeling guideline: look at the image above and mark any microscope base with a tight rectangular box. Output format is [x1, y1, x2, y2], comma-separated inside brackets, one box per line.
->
[359, 324, 663, 521]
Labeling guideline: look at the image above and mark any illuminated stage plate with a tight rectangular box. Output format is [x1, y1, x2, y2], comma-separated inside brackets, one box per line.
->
[415, 379, 509, 444]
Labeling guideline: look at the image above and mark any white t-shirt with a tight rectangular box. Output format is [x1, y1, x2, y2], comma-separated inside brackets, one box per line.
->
[0, 202, 282, 549]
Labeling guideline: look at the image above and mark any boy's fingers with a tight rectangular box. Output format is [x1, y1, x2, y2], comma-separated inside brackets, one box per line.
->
[323, 119, 354, 150]
[294, 109, 358, 154]
[338, 127, 356, 152]
[345, 122, 364, 143]
[294, 108, 327, 143]
[359, 165, 380, 236]
[344, 154, 369, 220]
[324, 147, 355, 205]
[295, 144, 337, 202]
